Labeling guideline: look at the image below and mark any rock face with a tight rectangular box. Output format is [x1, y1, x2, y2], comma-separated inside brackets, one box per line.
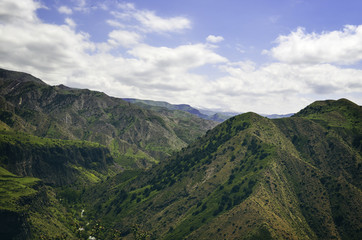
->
[0, 132, 112, 186]
[0, 68, 217, 169]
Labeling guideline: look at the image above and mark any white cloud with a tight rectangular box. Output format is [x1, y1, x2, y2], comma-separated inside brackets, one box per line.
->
[117, 2, 136, 11]
[111, 3, 191, 33]
[218, 62, 362, 95]
[128, 44, 227, 70]
[65, 18, 76, 28]
[0, 0, 361, 114]
[58, 6, 73, 15]
[0, 0, 94, 83]
[267, 25, 362, 65]
[134, 10, 191, 33]
[106, 19, 125, 28]
[74, 0, 87, 12]
[108, 30, 141, 48]
[209, 61, 362, 113]
[206, 35, 224, 43]
[0, 0, 41, 23]
[0, 0, 225, 106]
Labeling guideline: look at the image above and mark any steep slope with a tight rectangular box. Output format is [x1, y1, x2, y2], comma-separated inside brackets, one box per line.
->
[0, 68, 217, 169]
[0, 129, 112, 186]
[83, 99, 361, 240]
[0, 126, 118, 239]
[0, 166, 79, 239]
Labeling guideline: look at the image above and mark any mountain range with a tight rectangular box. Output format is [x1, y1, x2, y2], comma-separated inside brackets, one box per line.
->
[123, 98, 294, 122]
[0, 68, 361, 240]
[0, 68, 217, 169]
[83, 98, 361, 240]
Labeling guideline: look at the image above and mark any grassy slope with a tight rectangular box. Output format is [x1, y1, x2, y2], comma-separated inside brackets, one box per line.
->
[0, 166, 40, 212]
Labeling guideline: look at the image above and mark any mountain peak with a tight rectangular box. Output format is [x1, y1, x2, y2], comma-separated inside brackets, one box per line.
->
[0, 68, 46, 85]
[295, 98, 361, 117]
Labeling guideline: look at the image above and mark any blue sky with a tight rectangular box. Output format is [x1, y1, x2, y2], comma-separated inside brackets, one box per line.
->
[1, 0, 362, 114]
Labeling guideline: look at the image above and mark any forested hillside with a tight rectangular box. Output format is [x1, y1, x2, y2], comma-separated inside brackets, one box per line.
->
[82, 99, 361, 240]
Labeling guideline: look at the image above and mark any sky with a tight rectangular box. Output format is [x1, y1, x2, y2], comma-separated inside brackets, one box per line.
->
[1, 0, 362, 114]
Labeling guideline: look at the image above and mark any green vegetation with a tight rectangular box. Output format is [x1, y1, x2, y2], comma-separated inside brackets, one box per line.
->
[78, 99, 361, 240]
[0, 129, 102, 148]
[0, 130, 112, 186]
[1, 69, 361, 240]
[0, 166, 40, 212]
[1, 68, 217, 170]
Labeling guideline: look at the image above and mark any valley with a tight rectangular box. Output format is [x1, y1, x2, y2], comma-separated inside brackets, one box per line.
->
[0, 69, 361, 239]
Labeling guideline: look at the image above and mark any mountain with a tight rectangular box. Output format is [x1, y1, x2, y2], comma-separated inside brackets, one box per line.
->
[262, 113, 294, 119]
[0, 165, 82, 239]
[123, 98, 236, 122]
[0, 68, 217, 169]
[1, 67, 361, 239]
[0, 130, 113, 186]
[82, 98, 361, 239]
[124, 98, 294, 122]
[0, 68, 218, 239]
[123, 98, 209, 119]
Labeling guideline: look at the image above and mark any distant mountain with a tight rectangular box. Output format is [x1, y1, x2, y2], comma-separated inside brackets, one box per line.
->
[124, 98, 294, 122]
[124, 98, 211, 119]
[123, 98, 237, 122]
[262, 113, 294, 119]
[84, 98, 361, 239]
[0, 68, 217, 169]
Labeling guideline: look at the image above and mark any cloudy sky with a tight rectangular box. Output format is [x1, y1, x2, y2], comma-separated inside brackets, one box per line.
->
[1, 0, 362, 114]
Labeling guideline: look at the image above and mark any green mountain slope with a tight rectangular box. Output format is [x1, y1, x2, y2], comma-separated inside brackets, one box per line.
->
[0, 130, 113, 186]
[0, 68, 217, 169]
[0, 165, 79, 239]
[83, 99, 361, 240]
[0, 128, 124, 239]
[0, 68, 218, 239]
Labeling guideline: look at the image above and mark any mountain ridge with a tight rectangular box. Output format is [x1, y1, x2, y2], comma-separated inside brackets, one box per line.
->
[0, 68, 217, 169]
[1, 68, 361, 240]
[82, 99, 361, 239]
[123, 97, 294, 122]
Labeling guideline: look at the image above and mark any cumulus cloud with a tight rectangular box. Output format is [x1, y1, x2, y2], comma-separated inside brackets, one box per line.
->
[0, 0, 94, 83]
[0, 0, 40, 23]
[267, 25, 362, 65]
[217, 62, 362, 95]
[206, 35, 224, 43]
[0, 0, 361, 114]
[128, 44, 227, 70]
[208, 61, 362, 113]
[58, 6, 73, 15]
[0, 0, 224, 103]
